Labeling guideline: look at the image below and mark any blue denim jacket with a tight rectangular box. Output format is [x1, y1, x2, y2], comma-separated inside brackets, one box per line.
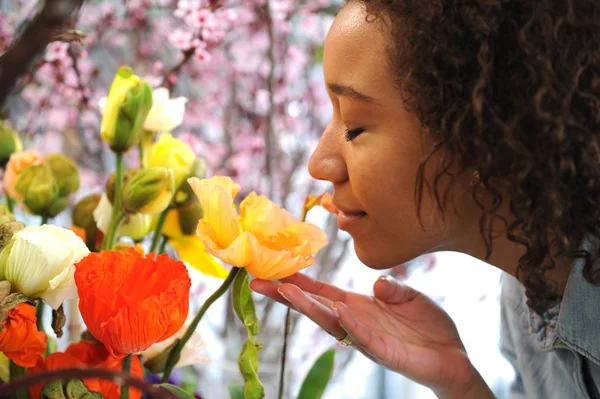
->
[500, 252, 600, 398]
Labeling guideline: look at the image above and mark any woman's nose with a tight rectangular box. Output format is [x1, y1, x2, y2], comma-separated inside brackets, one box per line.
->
[308, 124, 348, 184]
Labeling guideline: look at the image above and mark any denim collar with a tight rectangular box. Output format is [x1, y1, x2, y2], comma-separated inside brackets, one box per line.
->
[528, 239, 600, 364]
[555, 243, 600, 365]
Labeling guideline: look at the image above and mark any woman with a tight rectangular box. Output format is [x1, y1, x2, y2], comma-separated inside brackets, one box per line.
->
[250, 1, 600, 398]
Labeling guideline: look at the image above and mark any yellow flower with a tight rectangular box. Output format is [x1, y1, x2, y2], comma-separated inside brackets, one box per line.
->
[188, 176, 328, 280]
[143, 133, 195, 189]
[163, 209, 229, 279]
[99, 66, 153, 153]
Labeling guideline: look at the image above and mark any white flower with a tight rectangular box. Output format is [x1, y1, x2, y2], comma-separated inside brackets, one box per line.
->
[141, 321, 209, 369]
[143, 87, 188, 132]
[0, 225, 90, 309]
[97, 87, 187, 133]
[93, 194, 154, 241]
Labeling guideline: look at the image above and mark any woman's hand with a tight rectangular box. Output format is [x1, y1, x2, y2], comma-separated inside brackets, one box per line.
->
[250, 274, 493, 399]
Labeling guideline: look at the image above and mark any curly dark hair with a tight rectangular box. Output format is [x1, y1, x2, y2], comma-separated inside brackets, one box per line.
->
[352, 0, 600, 313]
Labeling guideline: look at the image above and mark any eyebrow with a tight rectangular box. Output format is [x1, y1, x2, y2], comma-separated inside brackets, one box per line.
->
[327, 83, 379, 105]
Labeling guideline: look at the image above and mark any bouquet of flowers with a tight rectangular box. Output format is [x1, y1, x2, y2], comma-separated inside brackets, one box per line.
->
[0, 66, 339, 399]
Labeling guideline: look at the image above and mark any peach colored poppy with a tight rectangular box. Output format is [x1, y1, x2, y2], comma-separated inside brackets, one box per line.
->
[188, 176, 328, 280]
[28, 341, 143, 399]
[74, 250, 191, 357]
[3, 151, 43, 201]
[0, 303, 47, 368]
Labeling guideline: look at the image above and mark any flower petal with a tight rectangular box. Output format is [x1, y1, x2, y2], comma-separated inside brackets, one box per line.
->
[197, 222, 252, 267]
[168, 235, 229, 279]
[188, 177, 241, 249]
[244, 235, 315, 280]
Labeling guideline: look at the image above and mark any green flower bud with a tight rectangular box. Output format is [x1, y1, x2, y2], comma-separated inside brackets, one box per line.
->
[0, 122, 22, 168]
[178, 202, 204, 235]
[101, 67, 154, 153]
[121, 167, 175, 214]
[15, 163, 59, 217]
[105, 168, 138, 204]
[72, 194, 101, 250]
[173, 157, 207, 208]
[0, 205, 15, 225]
[45, 154, 80, 196]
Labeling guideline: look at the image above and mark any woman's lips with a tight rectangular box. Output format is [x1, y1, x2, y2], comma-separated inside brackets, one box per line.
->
[337, 210, 367, 230]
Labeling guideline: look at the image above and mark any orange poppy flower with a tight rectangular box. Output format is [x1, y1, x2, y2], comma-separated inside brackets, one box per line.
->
[74, 250, 191, 357]
[28, 341, 143, 399]
[0, 303, 47, 367]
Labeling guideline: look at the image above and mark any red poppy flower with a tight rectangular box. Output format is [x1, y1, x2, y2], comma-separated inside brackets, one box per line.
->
[74, 249, 191, 357]
[28, 341, 143, 399]
[0, 303, 47, 367]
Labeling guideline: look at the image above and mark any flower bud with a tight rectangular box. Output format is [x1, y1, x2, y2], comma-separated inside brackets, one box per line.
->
[72, 194, 101, 250]
[0, 221, 24, 251]
[121, 167, 175, 214]
[0, 122, 22, 168]
[100, 66, 153, 153]
[173, 158, 207, 208]
[105, 168, 138, 204]
[44, 154, 80, 197]
[0, 204, 15, 225]
[178, 202, 204, 235]
[15, 164, 59, 217]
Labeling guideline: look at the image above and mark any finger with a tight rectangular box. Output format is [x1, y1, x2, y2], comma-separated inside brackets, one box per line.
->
[373, 276, 419, 304]
[281, 273, 348, 303]
[249, 279, 293, 308]
[332, 301, 388, 360]
[278, 283, 345, 338]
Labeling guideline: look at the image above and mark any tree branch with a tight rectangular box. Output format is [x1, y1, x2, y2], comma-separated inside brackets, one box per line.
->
[0, 0, 86, 108]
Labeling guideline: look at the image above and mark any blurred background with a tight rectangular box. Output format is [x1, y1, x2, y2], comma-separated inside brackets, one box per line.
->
[1, 0, 516, 397]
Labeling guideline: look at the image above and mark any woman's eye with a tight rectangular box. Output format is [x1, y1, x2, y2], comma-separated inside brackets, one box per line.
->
[345, 127, 365, 142]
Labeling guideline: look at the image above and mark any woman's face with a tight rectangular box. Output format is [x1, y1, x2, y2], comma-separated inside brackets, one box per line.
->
[309, 2, 481, 269]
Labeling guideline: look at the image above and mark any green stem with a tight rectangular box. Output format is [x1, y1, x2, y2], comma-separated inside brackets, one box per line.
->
[6, 193, 14, 213]
[102, 211, 126, 251]
[35, 300, 44, 331]
[157, 236, 168, 254]
[149, 208, 169, 253]
[40, 215, 48, 225]
[120, 354, 132, 399]
[9, 360, 28, 399]
[278, 308, 291, 399]
[138, 140, 145, 168]
[162, 267, 241, 382]
[101, 152, 125, 250]
[277, 205, 309, 399]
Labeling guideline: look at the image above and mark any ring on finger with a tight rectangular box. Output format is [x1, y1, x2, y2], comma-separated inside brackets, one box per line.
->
[337, 334, 353, 346]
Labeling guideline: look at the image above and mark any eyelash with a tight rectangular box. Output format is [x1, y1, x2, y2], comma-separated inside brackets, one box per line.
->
[345, 127, 365, 142]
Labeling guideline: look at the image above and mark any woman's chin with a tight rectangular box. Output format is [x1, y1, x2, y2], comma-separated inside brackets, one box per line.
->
[353, 241, 414, 270]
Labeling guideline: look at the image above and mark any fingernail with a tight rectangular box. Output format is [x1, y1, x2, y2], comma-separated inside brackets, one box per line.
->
[331, 304, 340, 318]
[378, 275, 391, 282]
[277, 288, 291, 302]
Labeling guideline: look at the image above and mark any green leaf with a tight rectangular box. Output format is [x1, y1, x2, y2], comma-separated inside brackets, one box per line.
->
[297, 349, 336, 399]
[232, 269, 259, 336]
[238, 339, 264, 399]
[159, 384, 196, 399]
[228, 384, 245, 399]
